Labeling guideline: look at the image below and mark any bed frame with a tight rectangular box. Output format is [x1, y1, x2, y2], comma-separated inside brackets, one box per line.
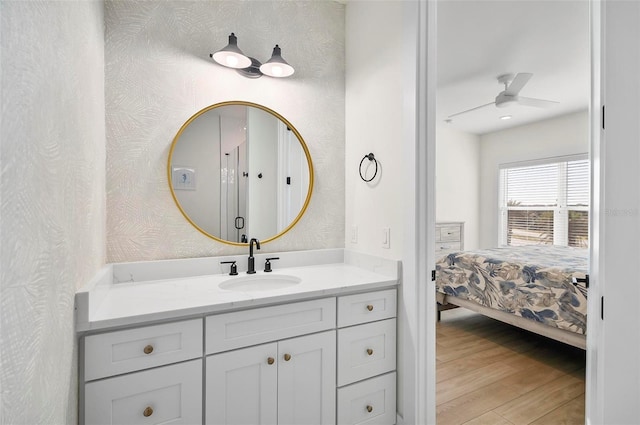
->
[436, 292, 586, 350]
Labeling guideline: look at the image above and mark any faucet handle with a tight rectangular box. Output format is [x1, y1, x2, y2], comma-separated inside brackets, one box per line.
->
[264, 257, 280, 272]
[220, 261, 238, 276]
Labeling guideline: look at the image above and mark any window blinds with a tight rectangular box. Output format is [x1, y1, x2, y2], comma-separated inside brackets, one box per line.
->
[505, 162, 559, 207]
[499, 158, 589, 247]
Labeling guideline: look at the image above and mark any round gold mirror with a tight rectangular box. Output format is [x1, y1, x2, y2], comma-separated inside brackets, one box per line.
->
[168, 101, 313, 246]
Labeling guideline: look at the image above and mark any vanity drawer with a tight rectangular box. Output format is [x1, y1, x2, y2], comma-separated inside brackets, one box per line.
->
[338, 289, 396, 327]
[337, 372, 397, 425]
[337, 318, 396, 386]
[84, 319, 203, 381]
[438, 225, 461, 242]
[206, 297, 336, 354]
[84, 359, 202, 425]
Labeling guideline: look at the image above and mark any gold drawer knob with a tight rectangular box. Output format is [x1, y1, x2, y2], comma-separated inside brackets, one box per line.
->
[267, 357, 275, 365]
[366, 304, 374, 311]
[143, 406, 153, 417]
[366, 348, 373, 356]
[366, 405, 373, 413]
[143, 345, 154, 355]
[284, 353, 292, 361]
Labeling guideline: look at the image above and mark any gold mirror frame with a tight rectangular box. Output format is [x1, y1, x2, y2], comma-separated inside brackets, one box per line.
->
[167, 101, 314, 246]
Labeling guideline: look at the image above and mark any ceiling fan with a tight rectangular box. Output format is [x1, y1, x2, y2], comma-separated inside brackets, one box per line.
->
[446, 73, 559, 120]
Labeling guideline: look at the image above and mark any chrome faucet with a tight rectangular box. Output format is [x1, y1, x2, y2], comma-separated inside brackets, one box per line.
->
[247, 238, 261, 274]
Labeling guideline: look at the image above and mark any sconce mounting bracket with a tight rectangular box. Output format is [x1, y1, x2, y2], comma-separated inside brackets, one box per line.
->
[236, 57, 263, 79]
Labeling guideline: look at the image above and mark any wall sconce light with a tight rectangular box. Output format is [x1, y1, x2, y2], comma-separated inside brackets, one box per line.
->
[210, 33, 295, 79]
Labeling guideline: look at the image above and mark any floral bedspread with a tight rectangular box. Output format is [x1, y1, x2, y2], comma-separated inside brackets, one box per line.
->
[436, 245, 589, 335]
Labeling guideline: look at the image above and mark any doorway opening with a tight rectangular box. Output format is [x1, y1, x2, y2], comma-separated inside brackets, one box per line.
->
[433, 1, 591, 423]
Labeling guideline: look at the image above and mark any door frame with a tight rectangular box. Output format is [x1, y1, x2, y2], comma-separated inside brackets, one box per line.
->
[585, 0, 603, 422]
[410, 0, 436, 424]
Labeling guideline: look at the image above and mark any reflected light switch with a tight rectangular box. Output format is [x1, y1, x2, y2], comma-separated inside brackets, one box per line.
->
[172, 166, 196, 190]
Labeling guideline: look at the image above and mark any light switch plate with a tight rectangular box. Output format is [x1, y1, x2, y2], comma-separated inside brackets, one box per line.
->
[351, 225, 358, 243]
[382, 227, 390, 249]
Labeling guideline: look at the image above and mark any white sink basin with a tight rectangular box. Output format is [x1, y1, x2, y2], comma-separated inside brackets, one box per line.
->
[218, 274, 302, 292]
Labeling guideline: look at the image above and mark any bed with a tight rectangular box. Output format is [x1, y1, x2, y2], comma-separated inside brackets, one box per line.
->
[435, 245, 589, 349]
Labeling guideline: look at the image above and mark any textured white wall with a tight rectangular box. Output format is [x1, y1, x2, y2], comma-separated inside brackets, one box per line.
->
[0, 1, 106, 423]
[479, 110, 589, 247]
[435, 125, 480, 250]
[105, 0, 345, 262]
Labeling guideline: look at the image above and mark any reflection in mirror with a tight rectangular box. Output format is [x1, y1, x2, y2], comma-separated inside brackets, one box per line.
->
[168, 102, 313, 246]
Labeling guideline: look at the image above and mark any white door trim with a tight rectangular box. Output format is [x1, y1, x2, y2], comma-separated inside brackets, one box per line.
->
[408, 0, 436, 424]
[585, 0, 603, 423]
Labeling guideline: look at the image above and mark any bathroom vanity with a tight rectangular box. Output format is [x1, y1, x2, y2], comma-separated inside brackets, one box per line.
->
[76, 249, 399, 425]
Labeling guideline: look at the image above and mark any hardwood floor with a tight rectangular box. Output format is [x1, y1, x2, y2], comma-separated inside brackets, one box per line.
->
[436, 308, 585, 425]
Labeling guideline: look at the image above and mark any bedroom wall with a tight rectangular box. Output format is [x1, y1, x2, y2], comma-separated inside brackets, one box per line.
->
[105, 0, 345, 262]
[436, 125, 480, 250]
[0, 1, 106, 423]
[478, 110, 589, 248]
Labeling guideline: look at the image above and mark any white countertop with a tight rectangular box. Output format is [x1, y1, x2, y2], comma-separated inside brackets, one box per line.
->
[76, 249, 400, 332]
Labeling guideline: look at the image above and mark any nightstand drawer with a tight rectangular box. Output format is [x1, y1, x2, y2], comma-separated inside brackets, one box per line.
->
[438, 225, 461, 242]
[337, 318, 396, 386]
[337, 372, 396, 425]
[84, 319, 203, 381]
[206, 297, 336, 354]
[84, 359, 202, 425]
[435, 241, 462, 253]
[337, 289, 396, 327]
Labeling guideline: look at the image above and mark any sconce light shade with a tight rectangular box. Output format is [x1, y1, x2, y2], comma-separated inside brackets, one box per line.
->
[259, 45, 295, 78]
[211, 33, 252, 69]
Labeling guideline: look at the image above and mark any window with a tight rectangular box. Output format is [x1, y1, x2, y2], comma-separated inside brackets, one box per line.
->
[499, 156, 589, 248]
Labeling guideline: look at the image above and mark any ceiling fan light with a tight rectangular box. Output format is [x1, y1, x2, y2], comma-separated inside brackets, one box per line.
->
[259, 45, 295, 78]
[211, 33, 252, 69]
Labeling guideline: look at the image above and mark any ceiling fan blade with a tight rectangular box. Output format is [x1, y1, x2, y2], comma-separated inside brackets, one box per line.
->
[505, 72, 533, 96]
[446, 102, 495, 119]
[517, 96, 559, 108]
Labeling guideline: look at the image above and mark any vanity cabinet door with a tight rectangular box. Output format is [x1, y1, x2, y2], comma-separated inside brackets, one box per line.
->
[206, 343, 278, 425]
[205, 331, 336, 425]
[278, 330, 336, 425]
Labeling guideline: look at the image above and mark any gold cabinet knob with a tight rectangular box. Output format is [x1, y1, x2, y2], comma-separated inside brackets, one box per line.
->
[366, 348, 373, 356]
[267, 357, 275, 365]
[284, 353, 292, 361]
[143, 406, 154, 417]
[143, 345, 154, 355]
[366, 304, 374, 311]
[366, 405, 373, 413]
